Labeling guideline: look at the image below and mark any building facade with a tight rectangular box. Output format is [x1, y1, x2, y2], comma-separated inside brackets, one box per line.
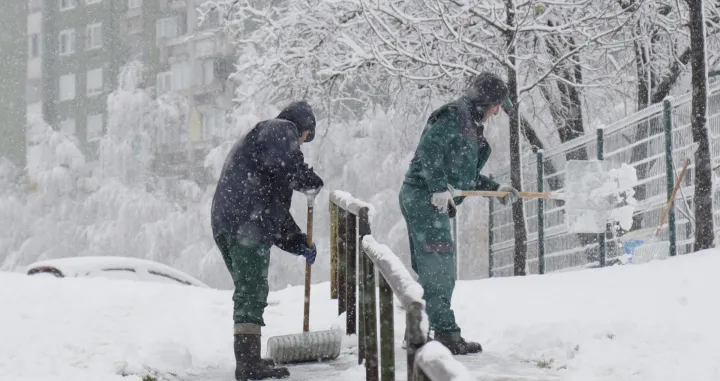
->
[0, 1, 28, 169]
[23, 0, 233, 182]
[27, 0, 125, 155]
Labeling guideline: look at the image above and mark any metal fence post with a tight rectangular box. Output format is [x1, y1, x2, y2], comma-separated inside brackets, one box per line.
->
[378, 275, 394, 381]
[537, 150, 545, 274]
[663, 97, 678, 257]
[358, 243, 366, 365]
[338, 209, 348, 316]
[346, 211, 358, 336]
[596, 128, 606, 267]
[363, 246, 379, 381]
[330, 201, 338, 299]
[488, 174, 495, 278]
[358, 208, 372, 364]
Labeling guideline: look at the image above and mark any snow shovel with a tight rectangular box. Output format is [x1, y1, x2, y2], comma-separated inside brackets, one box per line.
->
[265, 190, 343, 365]
[621, 158, 690, 264]
[450, 159, 639, 234]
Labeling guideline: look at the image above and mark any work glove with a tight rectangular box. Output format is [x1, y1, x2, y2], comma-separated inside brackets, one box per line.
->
[431, 190, 454, 213]
[299, 242, 317, 265]
[497, 184, 521, 205]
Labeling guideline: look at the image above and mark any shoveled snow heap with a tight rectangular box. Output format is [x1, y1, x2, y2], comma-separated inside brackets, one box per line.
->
[2, 248, 720, 380]
[565, 160, 638, 233]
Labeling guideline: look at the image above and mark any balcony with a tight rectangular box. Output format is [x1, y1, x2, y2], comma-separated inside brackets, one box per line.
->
[193, 31, 232, 59]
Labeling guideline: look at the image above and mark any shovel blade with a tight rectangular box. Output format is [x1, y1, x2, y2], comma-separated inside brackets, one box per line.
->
[266, 329, 343, 365]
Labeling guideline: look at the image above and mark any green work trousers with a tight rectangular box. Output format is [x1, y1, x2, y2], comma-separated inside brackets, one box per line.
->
[399, 183, 461, 335]
[215, 234, 272, 326]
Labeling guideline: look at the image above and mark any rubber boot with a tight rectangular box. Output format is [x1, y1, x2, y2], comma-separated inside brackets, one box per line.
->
[433, 332, 483, 355]
[234, 334, 290, 380]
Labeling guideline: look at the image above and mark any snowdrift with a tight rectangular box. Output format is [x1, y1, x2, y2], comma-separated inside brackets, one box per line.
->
[1, 249, 719, 380]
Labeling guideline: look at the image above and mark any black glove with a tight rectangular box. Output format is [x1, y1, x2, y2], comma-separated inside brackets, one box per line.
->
[299, 242, 317, 264]
[291, 163, 324, 193]
[497, 184, 521, 205]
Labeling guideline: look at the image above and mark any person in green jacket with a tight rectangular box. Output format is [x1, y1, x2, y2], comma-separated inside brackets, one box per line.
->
[399, 72, 521, 355]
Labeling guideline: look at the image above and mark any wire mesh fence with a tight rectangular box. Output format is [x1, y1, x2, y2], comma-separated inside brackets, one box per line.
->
[489, 81, 720, 277]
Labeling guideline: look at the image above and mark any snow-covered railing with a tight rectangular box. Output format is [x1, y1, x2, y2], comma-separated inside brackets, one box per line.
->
[362, 236, 475, 381]
[329, 191, 375, 334]
[330, 190, 473, 381]
[329, 190, 375, 376]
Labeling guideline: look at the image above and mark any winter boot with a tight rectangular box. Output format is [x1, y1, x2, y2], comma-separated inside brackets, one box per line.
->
[234, 330, 290, 380]
[433, 332, 483, 355]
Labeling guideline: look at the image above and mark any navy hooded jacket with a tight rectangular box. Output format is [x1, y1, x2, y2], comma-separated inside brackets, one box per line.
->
[210, 102, 323, 255]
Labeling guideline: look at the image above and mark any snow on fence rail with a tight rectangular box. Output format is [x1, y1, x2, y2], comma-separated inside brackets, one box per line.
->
[489, 80, 720, 277]
[329, 190, 473, 381]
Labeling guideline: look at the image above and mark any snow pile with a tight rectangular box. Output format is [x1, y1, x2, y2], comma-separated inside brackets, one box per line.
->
[565, 160, 638, 233]
[452, 249, 720, 380]
[3, 240, 719, 380]
[0, 272, 350, 381]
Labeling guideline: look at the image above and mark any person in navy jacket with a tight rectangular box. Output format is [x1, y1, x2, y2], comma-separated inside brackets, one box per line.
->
[211, 100, 323, 380]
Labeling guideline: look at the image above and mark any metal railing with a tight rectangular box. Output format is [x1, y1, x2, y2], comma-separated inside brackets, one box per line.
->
[489, 80, 720, 276]
[330, 191, 474, 381]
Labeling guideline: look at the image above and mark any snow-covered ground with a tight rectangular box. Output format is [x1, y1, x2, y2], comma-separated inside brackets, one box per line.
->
[2, 249, 720, 381]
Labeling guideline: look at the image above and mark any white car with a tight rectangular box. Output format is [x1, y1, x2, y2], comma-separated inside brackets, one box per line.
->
[26, 256, 210, 288]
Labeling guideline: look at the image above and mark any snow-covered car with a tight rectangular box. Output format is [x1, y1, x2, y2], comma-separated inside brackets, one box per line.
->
[26, 256, 210, 288]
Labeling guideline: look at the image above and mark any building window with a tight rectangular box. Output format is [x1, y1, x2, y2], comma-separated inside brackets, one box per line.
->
[59, 29, 75, 56]
[196, 59, 215, 85]
[29, 0, 44, 10]
[171, 62, 190, 90]
[128, 16, 143, 34]
[27, 102, 43, 119]
[202, 109, 224, 139]
[129, 36, 143, 60]
[87, 68, 103, 96]
[128, 0, 141, 8]
[60, 118, 76, 135]
[58, 0, 75, 11]
[156, 71, 173, 94]
[59, 74, 76, 101]
[156, 17, 178, 40]
[29, 33, 41, 58]
[199, 9, 220, 30]
[86, 23, 103, 50]
[87, 114, 103, 141]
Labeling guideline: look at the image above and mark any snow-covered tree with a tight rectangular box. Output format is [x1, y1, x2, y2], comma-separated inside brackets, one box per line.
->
[100, 61, 155, 187]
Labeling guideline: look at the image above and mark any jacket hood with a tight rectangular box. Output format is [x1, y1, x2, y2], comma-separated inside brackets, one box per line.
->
[276, 101, 316, 142]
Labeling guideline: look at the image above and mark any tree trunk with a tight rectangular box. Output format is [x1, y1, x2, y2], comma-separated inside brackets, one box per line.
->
[687, 0, 714, 250]
[626, 2, 692, 234]
[505, 0, 527, 275]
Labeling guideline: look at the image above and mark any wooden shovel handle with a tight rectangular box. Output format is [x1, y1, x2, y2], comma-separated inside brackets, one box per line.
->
[655, 158, 690, 236]
[458, 190, 557, 199]
[303, 196, 314, 333]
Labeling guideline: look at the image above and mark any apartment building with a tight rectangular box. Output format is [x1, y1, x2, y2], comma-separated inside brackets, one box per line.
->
[24, 0, 234, 182]
[0, 1, 28, 169]
[26, 0, 125, 156]
[142, 0, 235, 182]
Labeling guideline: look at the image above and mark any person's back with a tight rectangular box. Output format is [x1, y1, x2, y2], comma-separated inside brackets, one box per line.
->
[211, 117, 306, 243]
[210, 101, 323, 381]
